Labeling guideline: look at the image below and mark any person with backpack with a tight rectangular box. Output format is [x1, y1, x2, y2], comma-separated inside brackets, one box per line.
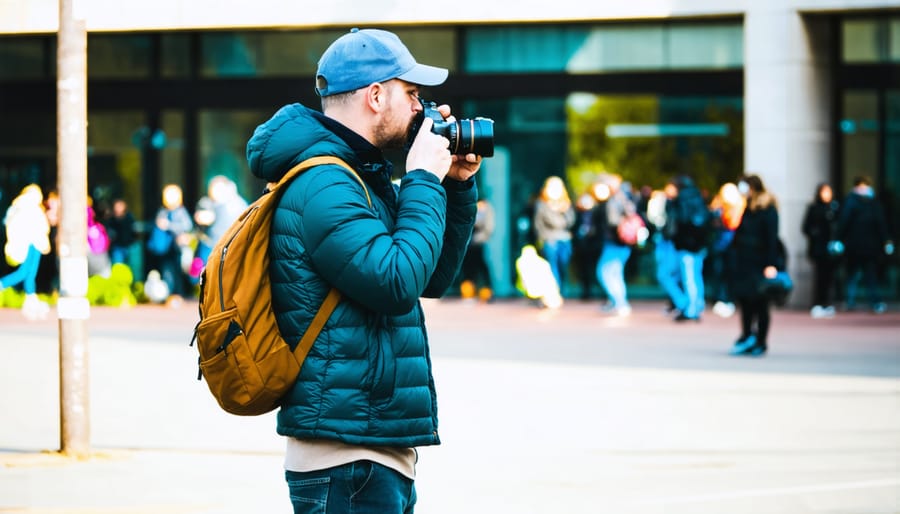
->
[244, 28, 481, 513]
[664, 175, 713, 322]
[596, 173, 638, 316]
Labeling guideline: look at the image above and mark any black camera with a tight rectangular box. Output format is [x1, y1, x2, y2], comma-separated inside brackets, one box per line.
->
[410, 99, 494, 157]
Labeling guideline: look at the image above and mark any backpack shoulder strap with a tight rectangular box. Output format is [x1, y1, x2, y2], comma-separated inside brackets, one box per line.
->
[273, 155, 372, 208]
[283, 155, 371, 364]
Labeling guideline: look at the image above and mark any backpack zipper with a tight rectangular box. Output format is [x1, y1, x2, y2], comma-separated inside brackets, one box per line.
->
[217, 205, 259, 312]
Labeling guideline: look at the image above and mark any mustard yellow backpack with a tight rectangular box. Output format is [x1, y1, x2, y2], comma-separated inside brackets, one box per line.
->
[191, 156, 371, 416]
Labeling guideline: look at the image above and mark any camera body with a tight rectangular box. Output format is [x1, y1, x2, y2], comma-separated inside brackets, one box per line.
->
[411, 99, 495, 157]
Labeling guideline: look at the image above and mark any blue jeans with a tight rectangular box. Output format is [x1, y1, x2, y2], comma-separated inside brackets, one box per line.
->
[678, 249, 706, 318]
[286, 461, 416, 514]
[654, 237, 683, 308]
[0, 244, 41, 294]
[110, 245, 130, 265]
[540, 239, 572, 295]
[597, 242, 631, 308]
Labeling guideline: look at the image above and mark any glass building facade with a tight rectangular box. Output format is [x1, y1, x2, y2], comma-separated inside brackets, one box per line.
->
[0, 16, 897, 299]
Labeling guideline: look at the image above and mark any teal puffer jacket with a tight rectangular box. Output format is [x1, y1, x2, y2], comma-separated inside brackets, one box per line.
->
[247, 103, 477, 447]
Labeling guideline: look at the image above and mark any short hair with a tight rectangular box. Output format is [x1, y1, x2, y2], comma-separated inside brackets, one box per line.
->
[852, 175, 871, 187]
[321, 89, 358, 111]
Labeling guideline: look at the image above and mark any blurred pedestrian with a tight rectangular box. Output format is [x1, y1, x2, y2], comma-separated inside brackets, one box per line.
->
[571, 182, 608, 300]
[0, 184, 51, 320]
[86, 199, 112, 277]
[533, 175, 575, 297]
[708, 182, 745, 318]
[192, 175, 248, 282]
[35, 190, 60, 294]
[596, 173, 637, 316]
[147, 183, 193, 307]
[106, 198, 136, 267]
[727, 174, 782, 356]
[665, 175, 714, 322]
[649, 183, 681, 314]
[833, 176, 893, 314]
[801, 182, 840, 318]
[459, 198, 496, 302]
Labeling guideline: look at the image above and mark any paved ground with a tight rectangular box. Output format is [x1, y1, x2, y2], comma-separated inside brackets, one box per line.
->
[1, 298, 899, 514]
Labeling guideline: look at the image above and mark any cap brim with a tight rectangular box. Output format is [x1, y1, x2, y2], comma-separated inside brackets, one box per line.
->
[397, 63, 448, 87]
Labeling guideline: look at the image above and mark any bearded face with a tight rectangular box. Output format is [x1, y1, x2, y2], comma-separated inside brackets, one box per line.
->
[373, 80, 422, 150]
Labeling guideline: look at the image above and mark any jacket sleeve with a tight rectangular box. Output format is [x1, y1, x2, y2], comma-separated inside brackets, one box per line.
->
[283, 166, 449, 315]
[764, 207, 781, 268]
[422, 177, 478, 298]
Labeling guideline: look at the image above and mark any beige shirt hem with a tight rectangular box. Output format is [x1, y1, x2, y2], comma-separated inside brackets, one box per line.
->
[284, 437, 417, 480]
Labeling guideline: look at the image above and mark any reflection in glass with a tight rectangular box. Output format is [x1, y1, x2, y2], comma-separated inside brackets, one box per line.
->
[199, 110, 269, 201]
[465, 22, 742, 74]
[161, 34, 191, 78]
[86, 111, 146, 219]
[0, 36, 45, 80]
[88, 35, 152, 79]
[841, 90, 879, 195]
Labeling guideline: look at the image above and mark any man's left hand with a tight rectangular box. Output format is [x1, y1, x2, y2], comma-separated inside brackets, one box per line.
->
[434, 104, 483, 182]
[446, 153, 482, 182]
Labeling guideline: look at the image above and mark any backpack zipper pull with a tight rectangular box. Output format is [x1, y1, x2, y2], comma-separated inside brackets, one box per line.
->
[189, 321, 199, 347]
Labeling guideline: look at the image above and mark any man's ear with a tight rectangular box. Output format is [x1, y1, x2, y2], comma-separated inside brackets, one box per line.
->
[365, 82, 385, 113]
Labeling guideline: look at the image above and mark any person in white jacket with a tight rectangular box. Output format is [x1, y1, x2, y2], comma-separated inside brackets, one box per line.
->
[0, 184, 51, 319]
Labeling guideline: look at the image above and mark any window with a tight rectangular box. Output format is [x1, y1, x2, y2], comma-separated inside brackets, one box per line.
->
[464, 22, 743, 74]
[842, 16, 900, 63]
[0, 36, 46, 80]
[89, 34, 152, 79]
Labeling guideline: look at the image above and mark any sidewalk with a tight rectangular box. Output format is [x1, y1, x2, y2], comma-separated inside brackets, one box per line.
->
[1, 299, 899, 513]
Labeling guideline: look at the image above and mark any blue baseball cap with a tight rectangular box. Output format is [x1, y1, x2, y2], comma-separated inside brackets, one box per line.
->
[315, 28, 448, 97]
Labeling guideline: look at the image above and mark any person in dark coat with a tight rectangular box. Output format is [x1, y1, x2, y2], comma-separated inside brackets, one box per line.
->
[105, 198, 136, 266]
[834, 176, 892, 314]
[727, 174, 781, 356]
[801, 183, 840, 318]
[246, 28, 481, 513]
[571, 182, 608, 300]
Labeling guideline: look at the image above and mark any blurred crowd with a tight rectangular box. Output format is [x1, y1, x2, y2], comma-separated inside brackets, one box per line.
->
[3, 170, 896, 344]
[0, 176, 248, 318]
[503, 171, 895, 355]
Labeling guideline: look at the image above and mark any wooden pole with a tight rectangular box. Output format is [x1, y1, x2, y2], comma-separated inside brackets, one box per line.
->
[57, 0, 90, 457]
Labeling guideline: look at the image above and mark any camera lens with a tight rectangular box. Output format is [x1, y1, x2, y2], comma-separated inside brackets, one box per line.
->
[452, 118, 494, 157]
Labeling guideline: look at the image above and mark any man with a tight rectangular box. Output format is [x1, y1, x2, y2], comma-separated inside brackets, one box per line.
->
[245, 28, 481, 513]
[665, 175, 712, 322]
[835, 176, 893, 314]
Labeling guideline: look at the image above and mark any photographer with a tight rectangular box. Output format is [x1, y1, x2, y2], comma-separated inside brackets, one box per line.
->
[245, 28, 482, 513]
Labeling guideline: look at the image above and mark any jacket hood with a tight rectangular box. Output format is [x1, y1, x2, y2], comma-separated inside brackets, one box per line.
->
[246, 103, 356, 183]
[749, 191, 777, 212]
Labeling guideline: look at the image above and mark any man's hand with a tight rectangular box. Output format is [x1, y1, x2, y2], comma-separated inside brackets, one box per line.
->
[447, 153, 482, 182]
[406, 117, 452, 183]
[433, 104, 482, 182]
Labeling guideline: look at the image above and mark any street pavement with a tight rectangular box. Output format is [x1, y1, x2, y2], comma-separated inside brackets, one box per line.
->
[1, 298, 899, 514]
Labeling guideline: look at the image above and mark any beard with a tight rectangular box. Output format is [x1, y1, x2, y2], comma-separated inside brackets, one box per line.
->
[374, 116, 414, 150]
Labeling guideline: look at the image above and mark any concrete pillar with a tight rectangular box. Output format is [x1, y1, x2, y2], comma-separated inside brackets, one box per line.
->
[744, 4, 833, 308]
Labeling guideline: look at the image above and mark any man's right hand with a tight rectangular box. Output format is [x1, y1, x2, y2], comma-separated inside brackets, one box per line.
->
[406, 118, 452, 182]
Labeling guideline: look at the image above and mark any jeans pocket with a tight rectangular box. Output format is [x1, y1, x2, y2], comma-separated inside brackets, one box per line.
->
[350, 460, 375, 499]
[286, 471, 330, 513]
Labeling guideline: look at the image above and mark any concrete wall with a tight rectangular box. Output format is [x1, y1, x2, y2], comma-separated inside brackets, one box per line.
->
[3, 0, 896, 34]
[744, 2, 834, 307]
[2, 0, 747, 34]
